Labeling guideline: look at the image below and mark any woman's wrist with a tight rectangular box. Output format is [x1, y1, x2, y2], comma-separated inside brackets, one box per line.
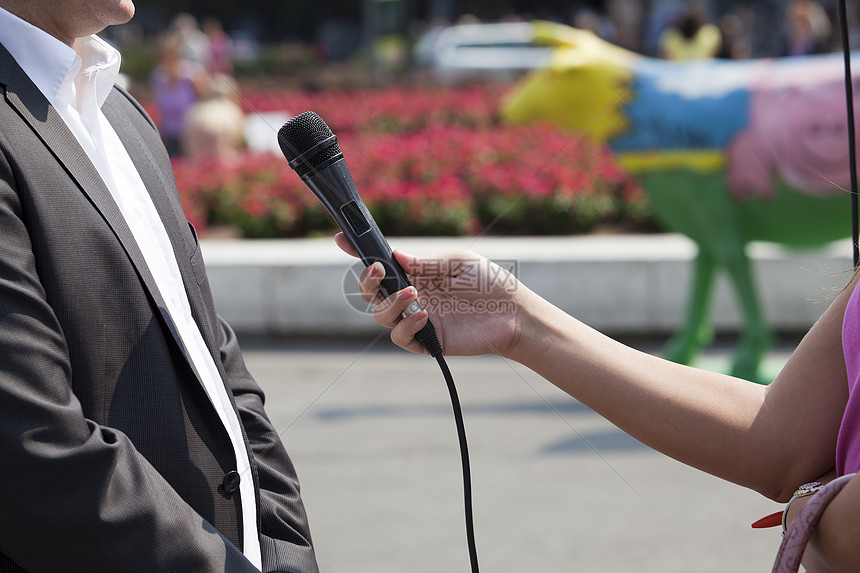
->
[504, 287, 551, 363]
[505, 291, 578, 371]
[783, 482, 823, 533]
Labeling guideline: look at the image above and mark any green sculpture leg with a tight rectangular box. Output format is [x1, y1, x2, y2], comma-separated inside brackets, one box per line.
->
[663, 247, 716, 366]
[641, 168, 773, 382]
[720, 242, 773, 382]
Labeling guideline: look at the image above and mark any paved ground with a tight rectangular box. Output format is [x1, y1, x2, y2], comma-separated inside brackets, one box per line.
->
[241, 334, 800, 572]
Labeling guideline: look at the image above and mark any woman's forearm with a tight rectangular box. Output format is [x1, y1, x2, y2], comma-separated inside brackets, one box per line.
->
[507, 293, 816, 497]
[354, 246, 851, 500]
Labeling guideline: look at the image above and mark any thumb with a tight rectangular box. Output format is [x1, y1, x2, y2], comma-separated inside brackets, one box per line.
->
[391, 248, 425, 275]
[334, 232, 358, 258]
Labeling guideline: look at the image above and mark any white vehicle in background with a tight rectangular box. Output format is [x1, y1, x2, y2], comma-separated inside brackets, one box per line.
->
[416, 22, 553, 83]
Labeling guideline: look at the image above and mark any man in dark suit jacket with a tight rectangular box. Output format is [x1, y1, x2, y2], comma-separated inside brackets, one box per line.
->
[0, 1, 319, 571]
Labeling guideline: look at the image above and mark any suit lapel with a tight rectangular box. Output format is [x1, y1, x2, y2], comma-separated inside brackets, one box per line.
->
[101, 90, 220, 360]
[102, 94, 257, 468]
[2, 44, 260, 499]
[0, 42, 189, 356]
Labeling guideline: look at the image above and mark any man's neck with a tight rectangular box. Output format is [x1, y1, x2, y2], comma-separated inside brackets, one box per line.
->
[0, 1, 75, 46]
[0, 0, 134, 47]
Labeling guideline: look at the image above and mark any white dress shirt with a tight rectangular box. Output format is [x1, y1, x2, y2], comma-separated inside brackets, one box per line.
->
[0, 8, 262, 569]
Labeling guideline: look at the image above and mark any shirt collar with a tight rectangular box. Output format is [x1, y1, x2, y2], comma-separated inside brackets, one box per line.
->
[72, 35, 121, 110]
[0, 6, 120, 110]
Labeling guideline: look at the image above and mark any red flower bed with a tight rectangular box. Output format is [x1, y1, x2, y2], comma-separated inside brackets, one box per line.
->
[238, 85, 503, 134]
[171, 86, 648, 238]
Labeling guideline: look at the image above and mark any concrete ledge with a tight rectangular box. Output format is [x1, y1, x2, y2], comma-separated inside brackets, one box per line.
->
[201, 234, 856, 337]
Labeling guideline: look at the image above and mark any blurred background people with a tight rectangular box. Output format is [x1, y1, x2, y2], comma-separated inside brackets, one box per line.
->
[571, 7, 617, 42]
[658, 1, 722, 60]
[716, 11, 752, 59]
[607, 0, 644, 52]
[169, 12, 210, 66]
[782, 0, 833, 56]
[182, 74, 245, 159]
[150, 33, 210, 157]
[202, 16, 235, 76]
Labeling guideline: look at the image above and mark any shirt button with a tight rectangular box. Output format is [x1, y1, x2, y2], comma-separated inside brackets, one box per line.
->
[221, 471, 241, 495]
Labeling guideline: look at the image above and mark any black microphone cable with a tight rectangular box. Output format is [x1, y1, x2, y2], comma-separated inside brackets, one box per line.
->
[397, 306, 480, 573]
[837, 0, 859, 268]
[404, 315, 480, 572]
[428, 342, 480, 573]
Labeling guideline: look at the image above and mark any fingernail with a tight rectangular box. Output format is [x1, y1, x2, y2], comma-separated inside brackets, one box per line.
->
[398, 286, 416, 300]
[410, 309, 427, 322]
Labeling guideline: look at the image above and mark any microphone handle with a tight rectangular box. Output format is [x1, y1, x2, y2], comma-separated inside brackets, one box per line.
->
[304, 161, 441, 355]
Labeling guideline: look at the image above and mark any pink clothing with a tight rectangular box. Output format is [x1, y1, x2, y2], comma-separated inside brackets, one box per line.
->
[837, 280, 860, 475]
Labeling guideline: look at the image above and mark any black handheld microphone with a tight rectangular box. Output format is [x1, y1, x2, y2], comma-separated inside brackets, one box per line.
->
[279, 112, 479, 572]
[277, 111, 442, 357]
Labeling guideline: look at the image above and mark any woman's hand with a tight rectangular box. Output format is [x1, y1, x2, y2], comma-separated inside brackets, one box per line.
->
[334, 233, 528, 358]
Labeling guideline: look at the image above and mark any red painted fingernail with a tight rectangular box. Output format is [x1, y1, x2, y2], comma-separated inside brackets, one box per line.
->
[751, 511, 783, 528]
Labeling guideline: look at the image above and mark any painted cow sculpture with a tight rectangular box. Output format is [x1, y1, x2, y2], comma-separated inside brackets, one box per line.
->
[502, 22, 860, 381]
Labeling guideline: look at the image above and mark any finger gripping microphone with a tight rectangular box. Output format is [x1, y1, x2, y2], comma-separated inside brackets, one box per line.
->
[278, 111, 442, 357]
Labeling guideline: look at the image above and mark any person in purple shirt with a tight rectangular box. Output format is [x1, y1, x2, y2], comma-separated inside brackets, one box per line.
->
[150, 32, 209, 156]
[338, 234, 860, 572]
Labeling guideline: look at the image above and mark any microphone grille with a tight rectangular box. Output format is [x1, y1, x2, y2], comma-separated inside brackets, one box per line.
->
[278, 111, 343, 178]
